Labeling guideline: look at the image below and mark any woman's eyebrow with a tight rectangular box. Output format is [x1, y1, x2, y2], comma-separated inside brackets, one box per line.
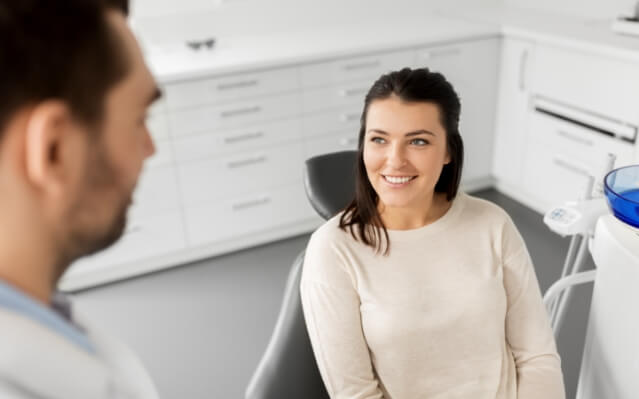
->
[367, 128, 436, 137]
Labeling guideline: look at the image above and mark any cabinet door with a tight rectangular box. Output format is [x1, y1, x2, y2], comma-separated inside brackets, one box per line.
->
[493, 38, 534, 190]
[414, 38, 500, 183]
[492, 37, 535, 189]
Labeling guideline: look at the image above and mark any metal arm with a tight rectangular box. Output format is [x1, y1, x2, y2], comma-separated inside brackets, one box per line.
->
[543, 270, 597, 337]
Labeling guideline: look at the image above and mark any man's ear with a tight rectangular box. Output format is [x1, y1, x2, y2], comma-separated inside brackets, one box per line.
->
[23, 101, 79, 197]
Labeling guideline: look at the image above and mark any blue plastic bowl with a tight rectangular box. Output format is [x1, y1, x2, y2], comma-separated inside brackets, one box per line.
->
[604, 165, 639, 229]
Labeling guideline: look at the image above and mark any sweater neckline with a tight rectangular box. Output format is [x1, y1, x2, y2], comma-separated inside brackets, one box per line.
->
[384, 192, 466, 242]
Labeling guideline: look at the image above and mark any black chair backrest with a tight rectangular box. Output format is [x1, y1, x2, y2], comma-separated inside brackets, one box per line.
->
[245, 150, 357, 399]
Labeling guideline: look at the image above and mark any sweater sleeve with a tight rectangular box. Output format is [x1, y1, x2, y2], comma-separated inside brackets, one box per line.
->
[501, 217, 566, 399]
[300, 230, 384, 399]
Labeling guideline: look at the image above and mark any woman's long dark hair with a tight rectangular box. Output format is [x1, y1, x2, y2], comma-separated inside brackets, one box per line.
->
[339, 67, 464, 255]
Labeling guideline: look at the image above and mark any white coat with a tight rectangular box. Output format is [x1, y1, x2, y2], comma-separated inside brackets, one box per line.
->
[0, 307, 159, 399]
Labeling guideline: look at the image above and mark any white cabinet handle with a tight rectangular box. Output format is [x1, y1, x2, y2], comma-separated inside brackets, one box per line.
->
[557, 130, 594, 147]
[519, 49, 529, 91]
[232, 196, 271, 211]
[552, 156, 590, 177]
[223, 131, 264, 144]
[220, 106, 262, 118]
[216, 80, 259, 91]
[227, 155, 267, 169]
[419, 48, 460, 60]
[342, 60, 381, 71]
[340, 112, 360, 122]
[339, 87, 368, 97]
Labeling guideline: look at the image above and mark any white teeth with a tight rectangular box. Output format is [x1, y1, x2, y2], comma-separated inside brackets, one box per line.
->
[383, 175, 414, 184]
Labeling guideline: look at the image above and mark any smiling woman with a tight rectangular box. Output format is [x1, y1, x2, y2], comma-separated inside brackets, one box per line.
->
[300, 68, 566, 399]
[338, 68, 464, 255]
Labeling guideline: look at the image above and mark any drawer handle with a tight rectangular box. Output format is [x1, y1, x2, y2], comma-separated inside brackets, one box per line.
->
[339, 87, 368, 97]
[232, 195, 271, 211]
[552, 156, 590, 177]
[339, 137, 358, 146]
[223, 131, 264, 144]
[340, 112, 360, 122]
[342, 60, 381, 71]
[227, 155, 267, 169]
[220, 106, 262, 118]
[217, 80, 259, 91]
[419, 48, 461, 60]
[557, 130, 593, 146]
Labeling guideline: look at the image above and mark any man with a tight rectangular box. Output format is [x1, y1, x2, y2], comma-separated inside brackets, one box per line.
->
[0, 0, 161, 397]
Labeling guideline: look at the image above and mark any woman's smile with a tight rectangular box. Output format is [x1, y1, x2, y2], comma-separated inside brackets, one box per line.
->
[381, 174, 418, 187]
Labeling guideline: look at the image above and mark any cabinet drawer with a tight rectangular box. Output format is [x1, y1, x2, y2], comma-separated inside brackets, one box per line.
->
[300, 50, 413, 88]
[533, 45, 639, 125]
[185, 182, 314, 246]
[305, 131, 359, 160]
[302, 81, 370, 114]
[522, 141, 591, 210]
[164, 67, 300, 110]
[168, 93, 301, 138]
[302, 106, 361, 138]
[73, 209, 186, 267]
[172, 118, 302, 163]
[130, 165, 180, 218]
[178, 141, 305, 205]
[529, 111, 635, 169]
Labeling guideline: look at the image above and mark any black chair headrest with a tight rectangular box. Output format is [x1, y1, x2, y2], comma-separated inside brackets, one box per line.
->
[303, 150, 357, 220]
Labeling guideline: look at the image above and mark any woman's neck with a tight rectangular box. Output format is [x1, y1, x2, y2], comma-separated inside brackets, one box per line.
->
[379, 192, 452, 230]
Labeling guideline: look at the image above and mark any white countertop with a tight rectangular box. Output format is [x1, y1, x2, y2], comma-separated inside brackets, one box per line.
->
[434, 4, 639, 62]
[144, 5, 639, 83]
[145, 14, 498, 83]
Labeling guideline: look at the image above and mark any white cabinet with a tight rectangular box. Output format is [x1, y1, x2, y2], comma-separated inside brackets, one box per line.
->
[515, 44, 639, 213]
[492, 38, 535, 190]
[533, 45, 639, 127]
[413, 39, 500, 185]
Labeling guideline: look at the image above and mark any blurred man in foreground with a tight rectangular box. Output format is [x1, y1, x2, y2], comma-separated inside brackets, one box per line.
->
[0, 0, 161, 397]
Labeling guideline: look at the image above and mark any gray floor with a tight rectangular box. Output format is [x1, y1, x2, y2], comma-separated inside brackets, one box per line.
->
[71, 188, 594, 399]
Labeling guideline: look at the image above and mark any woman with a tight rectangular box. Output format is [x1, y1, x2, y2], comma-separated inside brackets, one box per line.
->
[300, 67, 565, 399]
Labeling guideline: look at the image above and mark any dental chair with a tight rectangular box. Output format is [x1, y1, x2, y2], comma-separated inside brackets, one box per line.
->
[245, 150, 357, 399]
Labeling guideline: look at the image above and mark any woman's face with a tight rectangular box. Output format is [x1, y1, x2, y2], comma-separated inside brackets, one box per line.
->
[363, 95, 450, 211]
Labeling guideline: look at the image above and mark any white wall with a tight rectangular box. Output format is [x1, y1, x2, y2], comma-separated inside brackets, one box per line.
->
[503, 0, 636, 20]
[130, 0, 500, 45]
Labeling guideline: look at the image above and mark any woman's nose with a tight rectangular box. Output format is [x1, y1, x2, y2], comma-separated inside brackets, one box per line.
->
[386, 143, 407, 169]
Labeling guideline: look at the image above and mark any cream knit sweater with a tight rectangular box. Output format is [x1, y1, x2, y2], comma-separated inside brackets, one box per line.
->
[300, 192, 565, 399]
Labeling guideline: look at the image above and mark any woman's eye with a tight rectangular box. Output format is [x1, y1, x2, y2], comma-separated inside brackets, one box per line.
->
[411, 138, 428, 146]
[371, 137, 386, 144]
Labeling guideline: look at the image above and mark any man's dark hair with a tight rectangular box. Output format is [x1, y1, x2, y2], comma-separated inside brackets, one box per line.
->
[339, 67, 464, 255]
[0, 0, 130, 136]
